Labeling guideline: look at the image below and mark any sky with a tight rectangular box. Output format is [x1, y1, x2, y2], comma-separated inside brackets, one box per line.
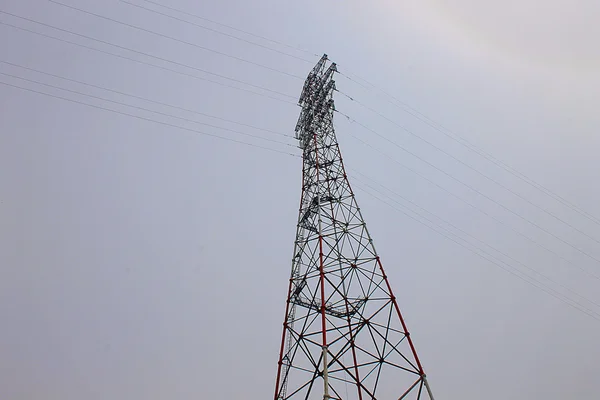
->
[1, 0, 599, 399]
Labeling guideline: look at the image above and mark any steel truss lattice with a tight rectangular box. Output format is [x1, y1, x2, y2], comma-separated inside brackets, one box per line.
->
[273, 55, 434, 400]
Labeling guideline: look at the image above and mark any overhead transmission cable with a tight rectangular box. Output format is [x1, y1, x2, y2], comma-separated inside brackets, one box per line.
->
[335, 104, 600, 267]
[350, 168, 600, 310]
[352, 177, 600, 317]
[123, 0, 318, 57]
[335, 114, 600, 281]
[0, 10, 297, 98]
[7, 0, 597, 321]
[114, 0, 315, 63]
[337, 69, 600, 228]
[44, 1, 304, 79]
[10, 68, 597, 322]
[106, 0, 600, 232]
[0, 71, 297, 148]
[337, 88, 600, 247]
[12, 8, 593, 273]
[351, 180, 600, 323]
[4, 75, 598, 323]
[0, 60, 294, 139]
[70, 0, 599, 234]
[0, 79, 299, 158]
[0, 19, 297, 106]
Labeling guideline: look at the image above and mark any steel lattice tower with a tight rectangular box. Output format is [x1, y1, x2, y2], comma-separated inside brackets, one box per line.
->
[274, 55, 434, 400]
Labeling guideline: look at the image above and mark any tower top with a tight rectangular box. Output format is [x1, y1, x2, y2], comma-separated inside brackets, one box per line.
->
[295, 55, 337, 149]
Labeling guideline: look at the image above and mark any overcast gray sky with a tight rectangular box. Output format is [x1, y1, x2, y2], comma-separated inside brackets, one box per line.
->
[1, 0, 599, 399]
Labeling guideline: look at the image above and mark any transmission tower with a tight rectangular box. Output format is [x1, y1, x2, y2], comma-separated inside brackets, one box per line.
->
[273, 55, 434, 400]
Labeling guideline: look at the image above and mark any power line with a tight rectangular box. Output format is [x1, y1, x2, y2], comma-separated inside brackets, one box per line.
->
[48, 0, 600, 251]
[7, 1, 596, 320]
[337, 69, 600, 228]
[128, 0, 318, 57]
[0, 59, 294, 139]
[0, 79, 301, 158]
[354, 177, 600, 317]
[21, 59, 592, 306]
[0, 10, 296, 99]
[335, 115, 600, 281]
[350, 168, 600, 309]
[335, 108, 600, 266]
[352, 181, 600, 323]
[44, 1, 304, 79]
[61, 0, 600, 247]
[9, 83, 593, 323]
[4, 60, 596, 326]
[116, 0, 315, 63]
[0, 71, 297, 149]
[337, 89, 600, 247]
[0, 19, 297, 106]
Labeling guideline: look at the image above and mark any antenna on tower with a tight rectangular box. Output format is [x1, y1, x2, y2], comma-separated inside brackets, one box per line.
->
[274, 56, 434, 400]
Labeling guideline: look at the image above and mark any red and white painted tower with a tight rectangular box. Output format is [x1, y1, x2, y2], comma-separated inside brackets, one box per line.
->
[273, 55, 434, 400]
